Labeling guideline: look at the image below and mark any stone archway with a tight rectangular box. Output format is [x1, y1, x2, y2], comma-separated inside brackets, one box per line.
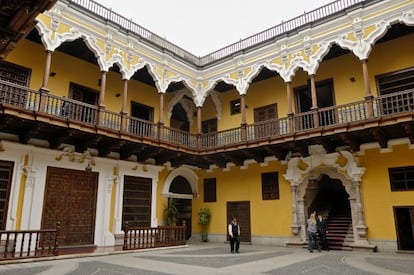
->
[284, 145, 375, 250]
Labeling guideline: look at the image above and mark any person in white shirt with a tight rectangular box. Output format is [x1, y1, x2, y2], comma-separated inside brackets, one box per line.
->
[228, 217, 240, 253]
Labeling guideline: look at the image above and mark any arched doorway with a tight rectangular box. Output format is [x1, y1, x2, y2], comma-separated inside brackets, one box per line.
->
[162, 167, 199, 240]
[170, 176, 192, 240]
[307, 175, 350, 216]
[284, 145, 376, 251]
[306, 174, 352, 250]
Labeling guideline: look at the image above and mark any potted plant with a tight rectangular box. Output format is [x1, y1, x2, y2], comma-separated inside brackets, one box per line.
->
[198, 207, 211, 242]
[165, 197, 179, 226]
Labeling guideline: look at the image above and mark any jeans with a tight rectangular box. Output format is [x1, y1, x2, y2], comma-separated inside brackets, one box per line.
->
[307, 231, 318, 252]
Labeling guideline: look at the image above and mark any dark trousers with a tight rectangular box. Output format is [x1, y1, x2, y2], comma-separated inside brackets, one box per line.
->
[319, 231, 328, 250]
[230, 234, 240, 252]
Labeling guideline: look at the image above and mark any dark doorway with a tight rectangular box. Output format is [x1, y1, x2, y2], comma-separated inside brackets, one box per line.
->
[307, 175, 352, 250]
[170, 176, 193, 240]
[130, 101, 154, 121]
[394, 206, 414, 250]
[227, 201, 251, 243]
[308, 175, 350, 216]
[170, 103, 189, 131]
[294, 79, 335, 129]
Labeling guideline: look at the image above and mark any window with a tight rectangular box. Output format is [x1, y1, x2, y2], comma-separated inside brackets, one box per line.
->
[261, 172, 279, 200]
[204, 178, 216, 202]
[131, 101, 154, 122]
[254, 104, 278, 122]
[202, 118, 217, 133]
[230, 99, 241, 115]
[376, 68, 414, 115]
[294, 79, 335, 128]
[376, 67, 414, 95]
[389, 166, 414, 191]
[69, 83, 99, 105]
[0, 61, 31, 86]
[122, 176, 152, 227]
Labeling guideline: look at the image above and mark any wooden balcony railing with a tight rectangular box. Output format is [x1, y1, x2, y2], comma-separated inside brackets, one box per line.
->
[123, 222, 186, 250]
[0, 222, 60, 261]
[0, 79, 413, 152]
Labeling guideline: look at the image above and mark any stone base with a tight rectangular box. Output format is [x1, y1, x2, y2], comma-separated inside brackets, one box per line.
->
[285, 241, 305, 248]
[349, 243, 377, 252]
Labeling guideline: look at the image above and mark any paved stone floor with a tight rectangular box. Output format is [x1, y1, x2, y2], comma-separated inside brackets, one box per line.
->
[0, 242, 413, 275]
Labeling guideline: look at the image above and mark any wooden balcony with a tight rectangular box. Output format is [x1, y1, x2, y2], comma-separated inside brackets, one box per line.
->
[1, 79, 414, 168]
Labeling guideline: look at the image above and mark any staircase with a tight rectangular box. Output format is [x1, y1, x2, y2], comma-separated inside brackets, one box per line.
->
[326, 211, 353, 251]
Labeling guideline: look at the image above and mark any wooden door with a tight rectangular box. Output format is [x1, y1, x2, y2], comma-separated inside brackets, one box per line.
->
[122, 176, 152, 227]
[394, 206, 414, 250]
[254, 104, 278, 138]
[227, 201, 251, 243]
[0, 160, 13, 230]
[42, 167, 98, 246]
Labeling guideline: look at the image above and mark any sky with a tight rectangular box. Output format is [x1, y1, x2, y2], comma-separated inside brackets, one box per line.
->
[94, 0, 334, 56]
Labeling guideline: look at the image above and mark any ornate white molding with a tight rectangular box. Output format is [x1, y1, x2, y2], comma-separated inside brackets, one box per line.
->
[55, 146, 96, 168]
[284, 145, 366, 186]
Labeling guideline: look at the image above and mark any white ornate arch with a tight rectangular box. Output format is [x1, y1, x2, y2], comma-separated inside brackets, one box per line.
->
[284, 145, 374, 249]
[162, 166, 198, 199]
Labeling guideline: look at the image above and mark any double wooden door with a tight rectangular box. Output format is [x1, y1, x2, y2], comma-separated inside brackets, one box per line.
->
[227, 201, 251, 243]
[41, 167, 98, 246]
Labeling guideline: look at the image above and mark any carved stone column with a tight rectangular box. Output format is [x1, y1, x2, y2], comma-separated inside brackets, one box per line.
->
[353, 180, 368, 243]
[297, 198, 306, 242]
[290, 185, 301, 242]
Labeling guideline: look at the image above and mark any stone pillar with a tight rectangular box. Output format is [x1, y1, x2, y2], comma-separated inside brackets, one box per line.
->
[297, 198, 306, 242]
[290, 185, 301, 239]
[353, 180, 368, 244]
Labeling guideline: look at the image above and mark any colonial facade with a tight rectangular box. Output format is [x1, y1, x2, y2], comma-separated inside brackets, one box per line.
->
[0, 0, 413, 252]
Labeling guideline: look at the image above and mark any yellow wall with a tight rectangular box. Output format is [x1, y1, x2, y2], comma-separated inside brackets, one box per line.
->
[156, 166, 170, 224]
[6, 38, 161, 122]
[369, 34, 414, 96]
[6, 39, 46, 90]
[192, 161, 293, 236]
[359, 143, 414, 240]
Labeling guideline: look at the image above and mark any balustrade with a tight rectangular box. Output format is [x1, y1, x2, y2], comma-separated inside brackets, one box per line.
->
[0, 80, 413, 152]
[0, 222, 60, 261]
[123, 222, 186, 250]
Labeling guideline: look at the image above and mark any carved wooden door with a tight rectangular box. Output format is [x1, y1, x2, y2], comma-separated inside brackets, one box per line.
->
[227, 201, 251, 243]
[42, 167, 98, 246]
